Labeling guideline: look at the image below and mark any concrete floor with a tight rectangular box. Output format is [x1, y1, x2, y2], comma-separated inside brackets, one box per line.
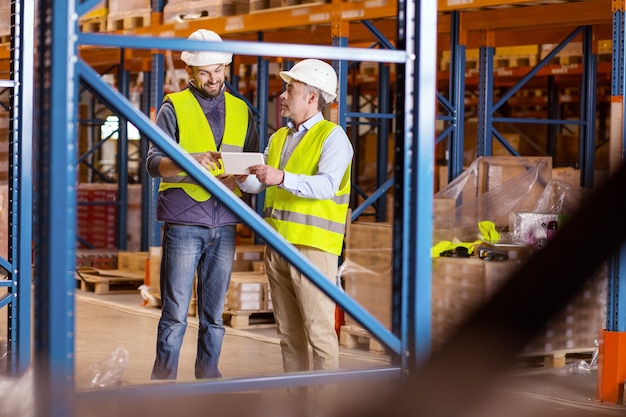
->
[3, 289, 626, 417]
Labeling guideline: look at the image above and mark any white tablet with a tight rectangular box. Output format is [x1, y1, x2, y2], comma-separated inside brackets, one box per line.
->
[220, 152, 265, 175]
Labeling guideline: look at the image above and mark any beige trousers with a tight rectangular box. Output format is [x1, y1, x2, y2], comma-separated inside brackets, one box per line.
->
[265, 245, 339, 373]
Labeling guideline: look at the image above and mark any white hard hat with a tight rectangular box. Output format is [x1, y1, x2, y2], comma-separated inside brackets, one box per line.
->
[279, 59, 338, 103]
[180, 29, 233, 67]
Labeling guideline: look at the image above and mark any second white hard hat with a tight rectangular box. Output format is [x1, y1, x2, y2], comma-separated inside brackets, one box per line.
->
[279, 59, 338, 103]
[180, 29, 233, 67]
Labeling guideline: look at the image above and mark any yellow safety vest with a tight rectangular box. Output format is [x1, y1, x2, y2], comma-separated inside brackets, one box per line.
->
[263, 120, 351, 256]
[159, 89, 248, 201]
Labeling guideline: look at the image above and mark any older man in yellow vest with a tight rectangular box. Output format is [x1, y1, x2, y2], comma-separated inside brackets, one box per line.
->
[237, 59, 353, 414]
[146, 29, 259, 380]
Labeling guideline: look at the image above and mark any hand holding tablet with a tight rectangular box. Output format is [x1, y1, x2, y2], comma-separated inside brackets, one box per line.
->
[220, 152, 265, 175]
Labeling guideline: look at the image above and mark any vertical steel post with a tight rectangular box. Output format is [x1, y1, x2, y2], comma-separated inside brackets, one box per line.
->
[140, 69, 152, 251]
[606, 4, 626, 335]
[449, 11, 466, 181]
[33, 1, 78, 415]
[148, 53, 164, 247]
[546, 75, 559, 165]
[476, 31, 495, 157]
[116, 52, 129, 250]
[579, 26, 597, 188]
[8, 0, 34, 376]
[376, 63, 390, 222]
[256, 32, 269, 218]
[394, 0, 436, 371]
[598, 2, 626, 404]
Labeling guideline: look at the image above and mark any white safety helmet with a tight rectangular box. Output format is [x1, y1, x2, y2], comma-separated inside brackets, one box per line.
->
[180, 29, 233, 67]
[279, 59, 338, 103]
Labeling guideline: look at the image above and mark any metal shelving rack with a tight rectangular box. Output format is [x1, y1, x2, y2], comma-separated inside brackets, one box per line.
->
[0, 0, 33, 379]
[23, 0, 436, 414]
[2, 0, 625, 414]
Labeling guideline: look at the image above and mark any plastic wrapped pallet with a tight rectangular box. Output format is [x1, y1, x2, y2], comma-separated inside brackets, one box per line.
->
[434, 156, 552, 231]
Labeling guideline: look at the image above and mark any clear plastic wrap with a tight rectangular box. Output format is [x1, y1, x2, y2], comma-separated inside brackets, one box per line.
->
[76, 347, 129, 390]
[434, 157, 552, 231]
[0, 369, 34, 417]
[533, 179, 582, 216]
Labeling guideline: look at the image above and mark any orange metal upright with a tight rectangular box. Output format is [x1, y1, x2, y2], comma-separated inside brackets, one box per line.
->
[599, 0, 626, 404]
[598, 330, 626, 403]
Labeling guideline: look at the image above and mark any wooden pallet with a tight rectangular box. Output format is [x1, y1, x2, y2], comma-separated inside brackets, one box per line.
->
[518, 347, 596, 369]
[339, 325, 386, 354]
[107, 9, 153, 31]
[163, 0, 237, 22]
[223, 308, 275, 329]
[75, 268, 144, 295]
[79, 15, 108, 33]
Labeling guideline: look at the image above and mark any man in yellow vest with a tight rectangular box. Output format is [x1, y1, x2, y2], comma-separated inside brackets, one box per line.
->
[237, 59, 353, 413]
[146, 29, 259, 380]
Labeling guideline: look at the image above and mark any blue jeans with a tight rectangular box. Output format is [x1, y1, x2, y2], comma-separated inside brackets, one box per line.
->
[151, 223, 236, 380]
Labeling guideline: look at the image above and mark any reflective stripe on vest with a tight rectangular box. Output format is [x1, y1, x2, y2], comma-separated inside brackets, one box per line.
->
[263, 120, 351, 256]
[159, 90, 248, 201]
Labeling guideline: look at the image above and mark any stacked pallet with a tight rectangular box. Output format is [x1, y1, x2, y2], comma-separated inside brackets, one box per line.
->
[79, 0, 109, 33]
[107, 0, 153, 31]
[163, 0, 245, 22]
[75, 251, 147, 295]
[76, 249, 119, 270]
[223, 271, 274, 329]
[146, 244, 269, 321]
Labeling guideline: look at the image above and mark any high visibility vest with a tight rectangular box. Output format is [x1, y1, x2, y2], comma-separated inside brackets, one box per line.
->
[159, 89, 248, 201]
[263, 120, 351, 256]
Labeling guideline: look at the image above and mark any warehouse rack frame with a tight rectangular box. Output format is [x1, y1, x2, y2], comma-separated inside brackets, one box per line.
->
[25, 0, 436, 415]
[3, 0, 626, 414]
[0, 0, 33, 379]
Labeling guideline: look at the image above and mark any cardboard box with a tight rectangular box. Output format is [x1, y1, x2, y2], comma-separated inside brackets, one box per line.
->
[117, 251, 149, 275]
[226, 272, 270, 311]
[343, 222, 393, 329]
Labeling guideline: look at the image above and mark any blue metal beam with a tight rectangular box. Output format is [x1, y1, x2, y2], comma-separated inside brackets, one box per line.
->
[255, 32, 269, 219]
[34, 1, 78, 416]
[375, 62, 391, 222]
[394, 0, 436, 370]
[448, 11, 465, 181]
[77, 367, 401, 402]
[579, 26, 597, 189]
[351, 177, 394, 220]
[492, 27, 584, 113]
[116, 53, 129, 250]
[78, 33, 407, 63]
[477, 39, 494, 157]
[11, 0, 34, 376]
[606, 8, 626, 332]
[77, 0, 102, 17]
